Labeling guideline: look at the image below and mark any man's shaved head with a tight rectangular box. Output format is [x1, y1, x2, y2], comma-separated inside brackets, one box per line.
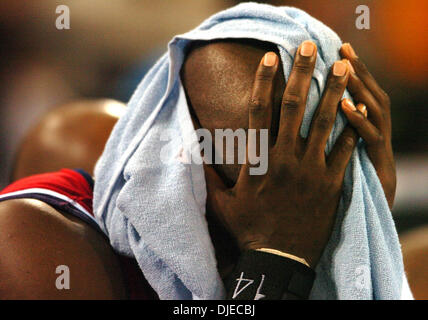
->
[181, 39, 286, 185]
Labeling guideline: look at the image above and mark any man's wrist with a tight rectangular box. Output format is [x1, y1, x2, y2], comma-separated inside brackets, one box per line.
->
[225, 249, 316, 300]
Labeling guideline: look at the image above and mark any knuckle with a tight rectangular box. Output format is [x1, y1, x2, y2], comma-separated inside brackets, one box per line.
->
[315, 113, 334, 130]
[249, 97, 268, 113]
[293, 61, 312, 75]
[374, 134, 385, 146]
[271, 158, 296, 179]
[326, 79, 345, 94]
[340, 135, 355, 153]
[282, 93, 301, 112]
[354, 57, 369, 74]
[255, 68, 274, 82]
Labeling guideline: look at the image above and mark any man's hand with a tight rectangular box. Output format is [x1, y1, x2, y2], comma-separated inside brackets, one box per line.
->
[204, 41, 357, 268]
[340, 43, 396, 209]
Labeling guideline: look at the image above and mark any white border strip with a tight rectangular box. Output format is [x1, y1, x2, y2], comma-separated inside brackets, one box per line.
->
[0, 188, 99, 226]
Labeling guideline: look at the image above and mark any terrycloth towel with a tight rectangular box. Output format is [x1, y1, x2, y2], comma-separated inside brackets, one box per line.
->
[93, 3, 413, 299]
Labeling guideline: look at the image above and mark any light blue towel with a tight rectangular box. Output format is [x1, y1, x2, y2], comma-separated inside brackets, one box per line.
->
[93, 3, 412, 299]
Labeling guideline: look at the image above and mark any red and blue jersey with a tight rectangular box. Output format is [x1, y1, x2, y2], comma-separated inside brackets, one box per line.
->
[0, 169, 158, 300]
[0, 168, 102, 234]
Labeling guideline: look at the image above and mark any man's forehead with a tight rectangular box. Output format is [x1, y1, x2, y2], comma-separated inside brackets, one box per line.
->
[181, 39, 284, 130]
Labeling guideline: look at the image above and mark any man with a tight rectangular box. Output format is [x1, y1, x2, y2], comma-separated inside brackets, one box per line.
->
[0, 35, 397, 299]
[94, 2, 411, 299]
[181, 39, 397, 299]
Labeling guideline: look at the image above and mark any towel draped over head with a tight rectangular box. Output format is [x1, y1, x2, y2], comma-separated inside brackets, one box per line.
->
[93, 2, 412, 299]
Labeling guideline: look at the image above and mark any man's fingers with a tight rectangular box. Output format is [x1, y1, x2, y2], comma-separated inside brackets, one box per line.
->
[340, 43, 391, 107]
[306, 60, 350, 159]
[237, 52, 278, 183]
[248, 52, 278, 131]
[327, 126, 358, 176]
[356, 102, 367, 118]
[277, 40, 317, 151]
[341, 98, 384, 147]
[342, 68, 384, 129]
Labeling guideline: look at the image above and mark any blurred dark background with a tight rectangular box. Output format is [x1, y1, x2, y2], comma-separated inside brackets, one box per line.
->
[0, 0, 426, 292]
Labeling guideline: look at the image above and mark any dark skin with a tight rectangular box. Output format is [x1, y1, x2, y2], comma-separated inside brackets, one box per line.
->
[182, 40, 396, 270]
[0, 101, 128, 299]
[0, 199, 127, 299]
[339, 43, 396, 209]
[0, 42, 395, 298]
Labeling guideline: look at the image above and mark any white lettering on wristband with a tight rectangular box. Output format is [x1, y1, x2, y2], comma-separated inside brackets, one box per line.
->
[232, 272, 254, 299]
[254, 274, 266, 300]
[233, 272, 266, 300]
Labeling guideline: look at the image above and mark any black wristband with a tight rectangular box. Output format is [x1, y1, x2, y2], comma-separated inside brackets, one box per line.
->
[225, 250, 316, 300]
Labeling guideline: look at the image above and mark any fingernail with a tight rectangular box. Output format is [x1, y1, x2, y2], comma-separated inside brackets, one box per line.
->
[263, 52, 277, 67]
[342, 43, 357, 59]
[333, 60, 347, 76]
[345, 59, 355, 74]
[300, 41, 315, 57]
[342, 98, 356, 111]
[357, 103, 367, 117]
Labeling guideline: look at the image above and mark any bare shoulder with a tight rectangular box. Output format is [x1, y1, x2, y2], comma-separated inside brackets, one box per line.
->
[0, 199, 127, 299]
[0, 198, 80, 230]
